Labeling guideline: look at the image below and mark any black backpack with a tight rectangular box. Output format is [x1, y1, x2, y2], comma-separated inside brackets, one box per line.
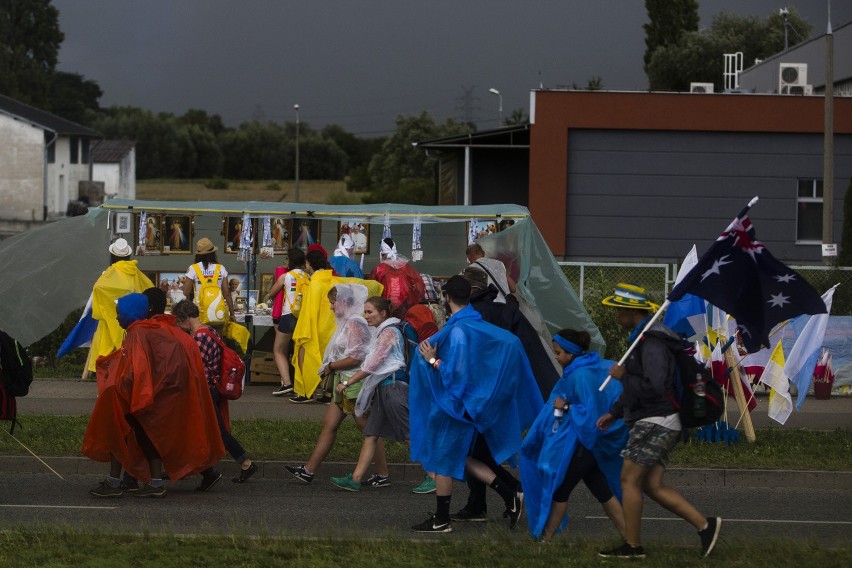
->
[643, 331, 723, 429]
[0, 330, 33, 433]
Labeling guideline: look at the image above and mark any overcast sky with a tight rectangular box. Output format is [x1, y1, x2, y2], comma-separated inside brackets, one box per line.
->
[52, 1, 847, 136]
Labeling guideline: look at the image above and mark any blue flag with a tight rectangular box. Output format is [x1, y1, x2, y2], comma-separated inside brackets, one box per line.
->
[668, 200, 826, 353]
[56, 295, 97, 359]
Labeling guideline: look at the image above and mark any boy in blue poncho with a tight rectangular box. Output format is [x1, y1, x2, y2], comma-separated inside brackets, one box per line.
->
[409, 276, 543, 533]
[519, 328, 628, 542]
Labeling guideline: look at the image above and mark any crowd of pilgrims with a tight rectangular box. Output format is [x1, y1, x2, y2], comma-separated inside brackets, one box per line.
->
[77, 233, 722, 558]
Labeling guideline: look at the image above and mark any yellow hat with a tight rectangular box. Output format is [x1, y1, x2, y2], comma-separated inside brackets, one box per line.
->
[601, 283, 659, 312]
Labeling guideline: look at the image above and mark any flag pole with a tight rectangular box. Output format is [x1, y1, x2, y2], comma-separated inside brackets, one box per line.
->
[3, 429, 65, 480]
[599, 299, 671, 392]
[724, 346, 757, 443]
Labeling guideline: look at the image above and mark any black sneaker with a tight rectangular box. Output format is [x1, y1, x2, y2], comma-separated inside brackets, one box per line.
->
[362, 474, 390, 488]
[196, 471, 223, 492]
[288, 395, 312, 404]
[285, 465, 314, 484]
[598, 543, 646, 559]
[411, 514, 452, 533]
[89, 481, 122, 498]
[450, 507, 488, 522]
[273, 385, 294, 396]
[119, 477, 140, 492]
[233, 462, 258, 483]
[699, 517, 722, 558]
[313, 394, 332, 404]
[504, 491, 524, 529]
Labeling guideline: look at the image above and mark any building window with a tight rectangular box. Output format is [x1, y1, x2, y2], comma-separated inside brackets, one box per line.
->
[796, 179, 823, 243]
[81, 139, 90, 164]
[44, 132, 56, 163]
[70, 136, 79, 164]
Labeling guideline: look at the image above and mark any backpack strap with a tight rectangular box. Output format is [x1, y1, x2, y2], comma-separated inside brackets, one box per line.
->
[472, 260, 509, 298]
[192, 263, 205, 283]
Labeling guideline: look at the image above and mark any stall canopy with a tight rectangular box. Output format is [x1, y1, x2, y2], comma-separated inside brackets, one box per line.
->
[0, 200, 603, 355]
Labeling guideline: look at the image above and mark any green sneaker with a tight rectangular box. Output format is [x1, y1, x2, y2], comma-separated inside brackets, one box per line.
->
[330, 473, 361, 492]
[412, 475, 436, 494]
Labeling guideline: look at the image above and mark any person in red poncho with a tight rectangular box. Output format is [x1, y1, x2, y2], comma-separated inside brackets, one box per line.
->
[368, 237, 425, 318]
[83, 293, 225, 498]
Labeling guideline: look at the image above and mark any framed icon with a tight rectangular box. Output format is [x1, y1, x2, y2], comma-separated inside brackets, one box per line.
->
[466, 219, 498, 243]
[292, 218, 321, 252]
[247, 290, 259, 312]
[224, 217, 256, 254]
[158, 272, 189, 310]
[163, 215, 192, 254]
[115, 212, 132, 234]
[259, 273, 275, 302]
[136, 213, 162, 255]
[270, 217, 291, 253]
[497, 219, 516, 232]
[338, 221, 369, 255]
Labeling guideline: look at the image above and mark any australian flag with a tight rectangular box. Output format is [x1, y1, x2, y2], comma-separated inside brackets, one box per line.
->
[668, 200, 826, 353]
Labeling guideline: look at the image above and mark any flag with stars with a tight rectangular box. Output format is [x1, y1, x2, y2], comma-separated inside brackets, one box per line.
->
[668, 201, 826, 353]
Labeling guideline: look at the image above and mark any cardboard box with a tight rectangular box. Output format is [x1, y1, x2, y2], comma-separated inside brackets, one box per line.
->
[250, 351, 278, 375]
[250, 371, 280, 384]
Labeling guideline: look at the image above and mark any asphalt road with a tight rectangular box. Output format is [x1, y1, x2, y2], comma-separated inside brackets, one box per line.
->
[0, 471, 849, 546]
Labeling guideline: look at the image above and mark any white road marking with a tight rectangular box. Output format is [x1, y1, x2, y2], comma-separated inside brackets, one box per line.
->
[586, 516, 852, 525]
[0, 504, 117, 510]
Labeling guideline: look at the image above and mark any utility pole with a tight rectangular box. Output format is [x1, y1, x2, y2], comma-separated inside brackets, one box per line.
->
[822, 4, 835, 265]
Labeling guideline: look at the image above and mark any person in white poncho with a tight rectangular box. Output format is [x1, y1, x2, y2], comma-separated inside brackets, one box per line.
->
[329, 295, 410, 492]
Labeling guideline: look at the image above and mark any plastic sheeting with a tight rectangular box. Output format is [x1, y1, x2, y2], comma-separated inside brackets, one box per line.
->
[780, 315, 852, 391]
[0, 201, 603, 353]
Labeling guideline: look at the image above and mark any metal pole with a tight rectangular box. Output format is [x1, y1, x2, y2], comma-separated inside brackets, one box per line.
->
[294, 104, 300, 203]
[822, 7, 834, 265]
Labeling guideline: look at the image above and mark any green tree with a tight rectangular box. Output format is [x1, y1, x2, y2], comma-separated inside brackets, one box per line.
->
[0, 0, 64, 106]
[647, 9, 812, 91]
[45, 71, 102, 124]
[643, 0, 699, 75]
[504, 108, 529, 125]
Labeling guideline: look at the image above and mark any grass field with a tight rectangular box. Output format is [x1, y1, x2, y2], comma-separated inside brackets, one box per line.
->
[136, 179, 363, 204]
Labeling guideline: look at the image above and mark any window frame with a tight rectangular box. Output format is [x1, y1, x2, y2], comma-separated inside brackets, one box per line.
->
[795, 178, 824, 245]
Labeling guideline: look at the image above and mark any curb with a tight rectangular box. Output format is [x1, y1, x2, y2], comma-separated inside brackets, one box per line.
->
[2, 456, 848, 490]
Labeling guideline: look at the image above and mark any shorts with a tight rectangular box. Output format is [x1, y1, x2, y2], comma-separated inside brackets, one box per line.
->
[277, 313, 297, 334]
[620, 421, 680, 468]
[364, 382, 409, 442]
[552, 445, 613, 503]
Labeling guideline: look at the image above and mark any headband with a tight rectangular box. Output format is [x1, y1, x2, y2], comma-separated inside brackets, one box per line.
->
[553, 334, 584, 355]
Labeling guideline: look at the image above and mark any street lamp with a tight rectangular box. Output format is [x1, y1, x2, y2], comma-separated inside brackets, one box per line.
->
[488, 87, 503, 127]
[294, 103, 300, 203]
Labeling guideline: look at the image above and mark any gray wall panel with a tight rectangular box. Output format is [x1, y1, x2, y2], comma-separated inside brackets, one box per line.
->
[565, 130, 852, 263]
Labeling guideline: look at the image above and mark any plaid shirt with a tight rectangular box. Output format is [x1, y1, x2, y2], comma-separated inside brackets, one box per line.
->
[194, 328, 222, 386]
[421, 274, 440, 302]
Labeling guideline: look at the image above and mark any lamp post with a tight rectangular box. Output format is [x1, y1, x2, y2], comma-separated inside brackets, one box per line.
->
[488, 88, 503, 127]
[294, 103, 300, 203]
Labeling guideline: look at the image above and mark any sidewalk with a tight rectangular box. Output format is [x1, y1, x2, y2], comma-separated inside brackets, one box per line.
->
[8, 379, 852, 486]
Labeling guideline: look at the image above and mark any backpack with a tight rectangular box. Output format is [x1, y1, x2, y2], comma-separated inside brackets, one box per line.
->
[286, 270, 310, 317]
[643, 331, 723, 429]
[0, 330, 33, 397]
[193, 263, 228, 325]
[389, 321, 420, 381]
[198, 327, 245, 400]
[0, 330, 32, 434]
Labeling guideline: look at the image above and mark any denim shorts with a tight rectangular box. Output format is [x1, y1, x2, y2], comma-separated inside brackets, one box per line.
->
[620, 421, 680, 468]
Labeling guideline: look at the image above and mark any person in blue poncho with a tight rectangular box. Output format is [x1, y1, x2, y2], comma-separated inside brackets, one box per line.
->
[519, 329, 628, 542]
[328, 234, 363, 278]
[409, 275, 543, 533]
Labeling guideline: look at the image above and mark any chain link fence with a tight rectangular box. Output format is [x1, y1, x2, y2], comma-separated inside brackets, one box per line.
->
[560, 261, 852, 359]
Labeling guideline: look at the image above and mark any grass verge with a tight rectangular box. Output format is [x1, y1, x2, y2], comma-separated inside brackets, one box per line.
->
[1, 417, 850, 470]
[0, 529, 848, 567]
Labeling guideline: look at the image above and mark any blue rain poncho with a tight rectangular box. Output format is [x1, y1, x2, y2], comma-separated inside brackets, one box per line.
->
[519, 351, 628, 539]
[409, 305, 543, 480]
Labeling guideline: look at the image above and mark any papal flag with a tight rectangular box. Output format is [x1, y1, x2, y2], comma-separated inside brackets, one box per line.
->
[759, 339, 793, 424]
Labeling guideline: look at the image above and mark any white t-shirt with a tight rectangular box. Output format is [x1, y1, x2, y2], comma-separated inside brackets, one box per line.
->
[185, 262, 229, 300]
[281, 268, 306, 316]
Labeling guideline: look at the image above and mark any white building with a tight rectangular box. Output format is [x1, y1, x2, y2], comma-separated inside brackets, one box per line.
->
[91, 139, 136, 200]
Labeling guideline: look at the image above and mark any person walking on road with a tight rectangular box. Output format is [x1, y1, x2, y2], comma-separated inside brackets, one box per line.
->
[595, 283, 722, 559]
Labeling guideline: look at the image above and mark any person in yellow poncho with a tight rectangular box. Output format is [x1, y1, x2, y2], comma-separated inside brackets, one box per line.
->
[85, 239, 154, 375]
[289, 249, 382, 403]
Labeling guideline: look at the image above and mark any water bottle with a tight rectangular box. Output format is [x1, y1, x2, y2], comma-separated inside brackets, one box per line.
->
[552, 408, 564, 433]
[693, 373, 706, 419]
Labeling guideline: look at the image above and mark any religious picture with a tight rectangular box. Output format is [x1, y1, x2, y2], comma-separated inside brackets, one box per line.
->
[227, 273, 248, 306]
[247, 290, 259, 313]
[259, 273, 274, 303]
[271, 217, 291, 252]
[159, 272, 189, 311]
[497, 219, 516, 232]
[163, 215, 191, 253]
[224, 216, 255, 254]
[466, 220, 498, 243]
[292, 218, 320, 252]
[339, 221, 369, 255]
[135, 214, 162, 254]
[115, 212, 132, 234]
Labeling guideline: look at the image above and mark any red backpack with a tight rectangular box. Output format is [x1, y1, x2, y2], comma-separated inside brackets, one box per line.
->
[198, 328, 245, 400]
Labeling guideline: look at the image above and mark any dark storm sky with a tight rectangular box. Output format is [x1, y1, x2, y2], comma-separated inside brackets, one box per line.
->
[51, 1, 847, 135]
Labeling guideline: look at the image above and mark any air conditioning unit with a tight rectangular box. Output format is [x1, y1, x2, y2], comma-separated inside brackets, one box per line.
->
[779, 63, 807, 94]
[785, 84, 813, 95]
[690, 82, 714, 93]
